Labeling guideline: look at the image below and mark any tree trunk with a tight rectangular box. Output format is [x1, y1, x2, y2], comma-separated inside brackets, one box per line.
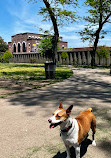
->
[43, 0, 59, 64]
[43, 0, 59, 79]
[91, 26, 102, 66]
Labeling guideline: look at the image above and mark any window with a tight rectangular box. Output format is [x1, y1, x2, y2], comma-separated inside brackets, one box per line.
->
[13, 44, 16, 52]
[22, 42, 26, 52]
[18, 43, 21, 52]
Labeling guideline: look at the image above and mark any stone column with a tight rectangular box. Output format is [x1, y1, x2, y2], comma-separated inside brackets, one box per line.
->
[82, 52, 86, 65]
[106, 53, 110, 66]
[78, 52, 82, 65]
[73, 52, 77, 65]
[87, 51, 91, 65]
[70, 53, 73, 65]
[66, 54, 69, 65]
[100, 57, 104, 66]
[103, 57, 107, 66]
[68, 53, 71, 65]
[85, 51, 88, 65]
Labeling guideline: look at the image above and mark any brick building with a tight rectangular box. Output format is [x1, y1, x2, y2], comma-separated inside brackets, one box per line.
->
[8, 32, 68, 53]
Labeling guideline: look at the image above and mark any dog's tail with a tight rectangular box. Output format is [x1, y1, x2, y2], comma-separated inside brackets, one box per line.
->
[88, 108, 92, 112]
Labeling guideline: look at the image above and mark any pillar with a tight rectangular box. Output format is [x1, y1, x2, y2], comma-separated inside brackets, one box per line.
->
[78, 52, 82, 65]
[82, 52, 86, 65]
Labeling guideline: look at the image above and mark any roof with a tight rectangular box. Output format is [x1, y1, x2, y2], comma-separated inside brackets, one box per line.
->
[12, 32, 44, 37]
[59, 46, 111, 53]
[11, 32, 63, 39]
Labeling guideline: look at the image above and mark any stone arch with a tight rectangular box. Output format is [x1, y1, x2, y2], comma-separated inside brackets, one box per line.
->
[18, 43, 21, 52]
[13, 43, 16, 53]
[22, 42, 26, 52]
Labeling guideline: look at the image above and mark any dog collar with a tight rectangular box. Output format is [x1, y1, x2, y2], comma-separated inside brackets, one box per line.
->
[61, 123, 72, 132]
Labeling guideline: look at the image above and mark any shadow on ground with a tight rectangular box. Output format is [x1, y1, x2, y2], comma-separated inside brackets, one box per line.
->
[98, 140, 111, 157]
[8, 69, 111, 108]
[53, 138, 92, 158]
[8, 68, 111, 122]
[7, 68, 111, 157]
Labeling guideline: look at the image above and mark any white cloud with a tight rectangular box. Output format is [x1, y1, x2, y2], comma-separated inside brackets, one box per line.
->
[61, 34, 80, 40]
[60, 24, 85, 32]
[4, 0, 111, 48]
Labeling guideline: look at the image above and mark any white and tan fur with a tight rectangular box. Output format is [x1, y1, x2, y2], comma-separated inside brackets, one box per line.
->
[48, 103, 96, 158]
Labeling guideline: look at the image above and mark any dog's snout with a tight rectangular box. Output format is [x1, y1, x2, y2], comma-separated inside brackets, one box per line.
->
[48, 119, 52, 123]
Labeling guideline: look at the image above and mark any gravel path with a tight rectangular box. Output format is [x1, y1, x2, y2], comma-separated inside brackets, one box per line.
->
[0, 67, 111, 158]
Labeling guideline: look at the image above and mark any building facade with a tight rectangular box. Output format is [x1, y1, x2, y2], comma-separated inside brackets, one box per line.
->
[8, 32, 68, 53]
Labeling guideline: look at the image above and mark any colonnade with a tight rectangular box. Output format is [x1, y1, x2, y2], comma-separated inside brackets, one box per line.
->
[11, 51, 111, 66]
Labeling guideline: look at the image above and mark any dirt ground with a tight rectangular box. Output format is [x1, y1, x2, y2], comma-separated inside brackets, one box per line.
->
[0, 79, 57, 97]
[0, 67, 111, 158]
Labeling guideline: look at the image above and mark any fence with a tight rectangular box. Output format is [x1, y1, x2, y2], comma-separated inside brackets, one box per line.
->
[11, 50, 111, 66]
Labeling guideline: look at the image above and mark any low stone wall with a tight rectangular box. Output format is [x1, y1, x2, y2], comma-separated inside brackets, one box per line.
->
[10, 50, 111, 66]
[11, 52, 46, 63]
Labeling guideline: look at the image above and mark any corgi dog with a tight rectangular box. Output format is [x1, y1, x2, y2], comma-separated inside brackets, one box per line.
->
[48, 103, 96, 158]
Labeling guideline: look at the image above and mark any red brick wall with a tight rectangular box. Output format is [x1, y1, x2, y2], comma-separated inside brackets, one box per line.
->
[8, 33, 68, 53]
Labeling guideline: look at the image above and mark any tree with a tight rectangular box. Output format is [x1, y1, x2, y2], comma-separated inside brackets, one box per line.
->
[0, 50, 13, 63]
[38, 35, 59, 59]
[79, 0, 111, 66]
[96, 46, 110, 65]
[30, 0, 78, 63]
[61, 51, 68, 64]
[0, 36, 8, 52]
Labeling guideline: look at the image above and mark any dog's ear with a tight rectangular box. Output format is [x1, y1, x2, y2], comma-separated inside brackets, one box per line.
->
[66, 105, 73, 115]
[59, 102, 63, 109]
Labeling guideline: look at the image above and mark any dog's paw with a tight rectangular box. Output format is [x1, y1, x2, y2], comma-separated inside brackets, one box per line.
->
[92, 140, 96, 146]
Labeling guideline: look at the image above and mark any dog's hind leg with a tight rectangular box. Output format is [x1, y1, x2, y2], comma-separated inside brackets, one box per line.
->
[91, 116, 96, 146]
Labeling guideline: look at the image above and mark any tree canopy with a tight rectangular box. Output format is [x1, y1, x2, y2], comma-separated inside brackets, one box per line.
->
[38, 35, 59, 59]
[30, 0, 78, 63]
[0, 36, 8, 52]
[79, 0, 111, 66]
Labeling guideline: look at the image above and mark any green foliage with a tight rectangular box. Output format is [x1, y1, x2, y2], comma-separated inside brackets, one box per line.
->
[38, 36, 59, 59]
[79, 0, 111, 66]
[97, 46, 110, 59]
[31, 0, 78, 29]
[79, 0, 111, 43]
[0, 50, 13, 63]
[61, 51, 68, 59]
[30, 0, 78, 63]
[29, 58, 37, 63]
[0, 36, 8, 52]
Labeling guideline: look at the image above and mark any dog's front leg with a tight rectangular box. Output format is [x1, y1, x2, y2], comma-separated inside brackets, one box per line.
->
[75, 146, 80, 158]
[65, 144, 71, 158]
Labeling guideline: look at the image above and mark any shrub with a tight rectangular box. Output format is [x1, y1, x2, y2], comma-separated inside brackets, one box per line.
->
[29, 58, 37, 63]
[38, 36, 60, 59]
[97, 46, 110, 59]
[61, 51, 68, 59]
[61, 51, 68, 64]
[1, 50, 13, 63]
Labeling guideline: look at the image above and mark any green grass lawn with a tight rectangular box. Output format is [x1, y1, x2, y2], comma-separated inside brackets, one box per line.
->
[0, 63, 73, 80]
[0, 63, 73, 98]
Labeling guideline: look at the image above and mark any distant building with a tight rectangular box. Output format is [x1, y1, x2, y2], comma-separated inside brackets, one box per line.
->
[8, 32, 68, 53]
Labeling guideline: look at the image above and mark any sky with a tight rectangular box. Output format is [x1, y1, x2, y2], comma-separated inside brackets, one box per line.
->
[0, 0, 111, 48]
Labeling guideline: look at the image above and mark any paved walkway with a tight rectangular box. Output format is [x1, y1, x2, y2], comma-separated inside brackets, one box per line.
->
[0, 68, 111, 158]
